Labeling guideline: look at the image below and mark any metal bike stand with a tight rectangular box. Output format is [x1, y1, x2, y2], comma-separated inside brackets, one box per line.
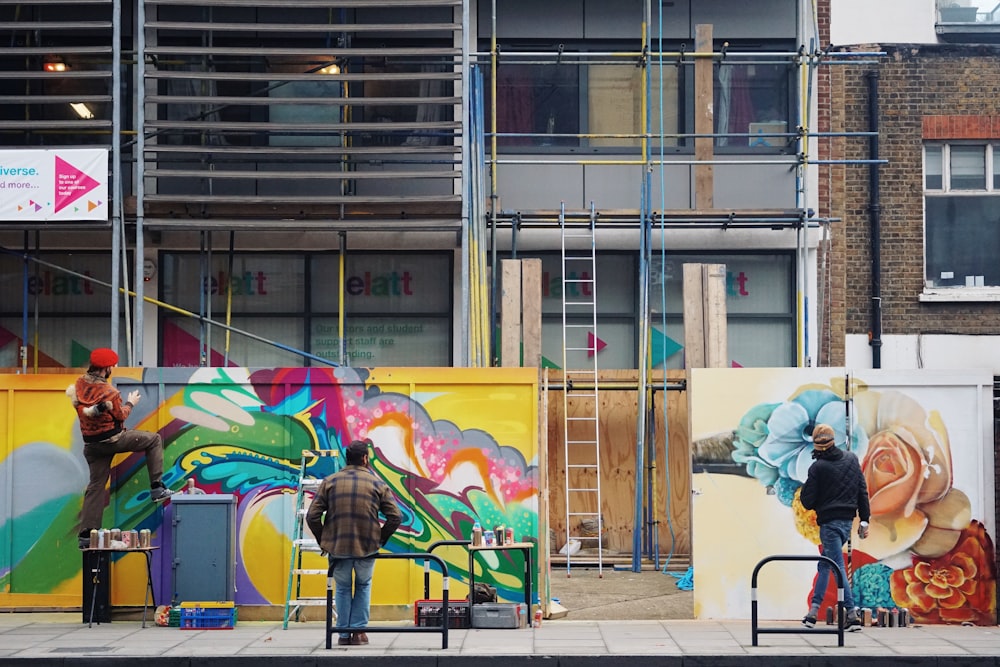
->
[325, 551, 451, 650]
[751, 554, 846, 647]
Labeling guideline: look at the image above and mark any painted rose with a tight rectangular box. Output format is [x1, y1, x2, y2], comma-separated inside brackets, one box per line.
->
[890, 521, 997, 625]
[855, 390, 970, 560]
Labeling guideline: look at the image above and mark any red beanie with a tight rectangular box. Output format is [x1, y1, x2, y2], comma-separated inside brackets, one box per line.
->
[90, 348, 119, 368]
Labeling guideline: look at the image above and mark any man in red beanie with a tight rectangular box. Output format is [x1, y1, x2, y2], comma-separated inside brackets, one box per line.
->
[67, 347, 175, 548]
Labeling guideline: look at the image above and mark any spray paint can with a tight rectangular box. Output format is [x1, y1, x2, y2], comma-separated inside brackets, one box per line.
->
[534, 607, 543, 628]
[506, 527, 514, 544]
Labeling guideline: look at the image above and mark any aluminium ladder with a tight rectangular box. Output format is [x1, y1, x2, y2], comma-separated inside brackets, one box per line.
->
[560, 201, 603, 576]
[283, 448, 341, 628]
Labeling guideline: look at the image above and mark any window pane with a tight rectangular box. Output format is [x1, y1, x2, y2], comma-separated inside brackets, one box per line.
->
[161, 316, 305, 367]
[310, 316, 450, 366]
[994, 144, 1000, 190]
[588, 63, 679, 148]
[493, 63, 580, 147]
[925, 145, 943, 190]
[715, 63, 791, 149]
[950, 145, 986, 190]
[162, 253, 305, 314]
[925, 195, 1000, 287]
[0, 317, 127, 368]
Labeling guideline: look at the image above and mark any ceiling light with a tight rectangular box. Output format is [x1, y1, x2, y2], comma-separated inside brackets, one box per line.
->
[44, 61, 67, 72]
[70, 102, 94, 119]
[318, 62, 341, 75]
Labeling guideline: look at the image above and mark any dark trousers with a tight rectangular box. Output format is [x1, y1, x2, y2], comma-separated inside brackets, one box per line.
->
[79, 429, 164, 534]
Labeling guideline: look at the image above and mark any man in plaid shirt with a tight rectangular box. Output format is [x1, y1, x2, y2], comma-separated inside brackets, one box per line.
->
[307, 439, 402, 646]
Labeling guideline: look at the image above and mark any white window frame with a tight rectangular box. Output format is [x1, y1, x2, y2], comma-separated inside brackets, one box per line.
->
[921, 141, 1000, 302]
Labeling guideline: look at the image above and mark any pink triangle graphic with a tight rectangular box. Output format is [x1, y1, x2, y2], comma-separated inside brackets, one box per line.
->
[587, 332, 607, 357]
[54, 156, 101, 213]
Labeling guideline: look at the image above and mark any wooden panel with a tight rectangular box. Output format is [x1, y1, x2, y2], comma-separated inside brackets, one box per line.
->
[704, 263, 728, 368]
[521, 258, 542, 367]
[683, 263, 705, 369]
[500, 259, 521, 367]
[544, 370, 690, 559]
[694, 23, 714, 209]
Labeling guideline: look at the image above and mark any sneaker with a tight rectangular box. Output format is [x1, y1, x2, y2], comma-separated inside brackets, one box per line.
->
[150, 486, 175, 503]
[802, 613, 817, 628]
[844, 614, 863, 632]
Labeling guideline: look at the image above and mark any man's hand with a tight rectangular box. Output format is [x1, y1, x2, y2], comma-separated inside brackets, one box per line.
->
[127, 390, 141, 406]
[858, 521, 869, 539]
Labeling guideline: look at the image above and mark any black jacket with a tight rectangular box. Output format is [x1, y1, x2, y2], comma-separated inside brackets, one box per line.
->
[800, 448, 871, 525]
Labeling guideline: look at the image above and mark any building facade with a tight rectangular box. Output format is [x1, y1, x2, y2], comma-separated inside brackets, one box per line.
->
[0, 0, 841, 372]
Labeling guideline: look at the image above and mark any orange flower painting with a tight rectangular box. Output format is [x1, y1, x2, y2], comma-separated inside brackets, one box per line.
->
[890, 521, 997, 625]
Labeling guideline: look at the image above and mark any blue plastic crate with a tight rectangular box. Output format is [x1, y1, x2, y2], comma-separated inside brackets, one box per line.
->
[178, 603, 237, 630]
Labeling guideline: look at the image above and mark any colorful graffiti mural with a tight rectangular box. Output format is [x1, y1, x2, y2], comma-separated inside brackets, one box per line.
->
[690, 368, 996, 624]
[0, 366, 540, 609]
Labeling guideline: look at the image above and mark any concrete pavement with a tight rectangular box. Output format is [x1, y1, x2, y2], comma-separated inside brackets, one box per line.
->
[1, 613, 1000, 666]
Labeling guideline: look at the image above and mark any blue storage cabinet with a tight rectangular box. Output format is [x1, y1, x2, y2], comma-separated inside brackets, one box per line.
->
[171, 494, 236, 604]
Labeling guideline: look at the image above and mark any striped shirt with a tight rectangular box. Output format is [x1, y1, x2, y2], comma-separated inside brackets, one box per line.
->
[306, 464, 402, 558]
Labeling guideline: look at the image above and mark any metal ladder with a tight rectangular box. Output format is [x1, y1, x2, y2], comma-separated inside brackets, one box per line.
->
[283, 449, 341, 628]
[560, 201, 603, 576]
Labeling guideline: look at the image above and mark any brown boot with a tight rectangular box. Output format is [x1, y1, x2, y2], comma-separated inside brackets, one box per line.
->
[351, 632, 369, 645]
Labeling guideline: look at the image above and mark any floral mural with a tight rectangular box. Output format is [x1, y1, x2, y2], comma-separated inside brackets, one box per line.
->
[0, 366, 539, 608]
[691, 368, 995, 624]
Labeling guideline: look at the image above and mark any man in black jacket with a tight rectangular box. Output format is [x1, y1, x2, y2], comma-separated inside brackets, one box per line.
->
[799, 423, 870, 632]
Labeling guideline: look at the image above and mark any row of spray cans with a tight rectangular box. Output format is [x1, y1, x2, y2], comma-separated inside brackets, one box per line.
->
[470, 520, 514, 547]
[87, 528, 153, 549]
[825, 606, 909, 627]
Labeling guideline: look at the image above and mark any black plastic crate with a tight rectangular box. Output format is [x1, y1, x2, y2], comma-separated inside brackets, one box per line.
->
[414, 599, 470, 629]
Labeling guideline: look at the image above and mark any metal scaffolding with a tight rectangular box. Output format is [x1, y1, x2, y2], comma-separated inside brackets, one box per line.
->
[473, 0, 883, 570]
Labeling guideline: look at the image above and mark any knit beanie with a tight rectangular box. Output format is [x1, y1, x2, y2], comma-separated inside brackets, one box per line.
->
[90, 347, 119, 368]
[812, 423, 836, 451]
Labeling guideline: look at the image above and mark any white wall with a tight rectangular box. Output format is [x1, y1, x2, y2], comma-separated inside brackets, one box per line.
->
[847, 333, 1000, 372]
[831, 0, 939, 45]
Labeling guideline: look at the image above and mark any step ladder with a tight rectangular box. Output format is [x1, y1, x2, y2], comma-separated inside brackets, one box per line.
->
[560, 201, 603, 576]
[283, 449, 341, 629]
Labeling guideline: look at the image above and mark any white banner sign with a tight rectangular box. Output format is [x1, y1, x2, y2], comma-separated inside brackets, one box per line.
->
[0, 148, 108, 222]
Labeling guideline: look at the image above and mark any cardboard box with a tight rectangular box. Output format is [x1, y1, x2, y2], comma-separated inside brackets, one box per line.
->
[471, 602, 520, 629]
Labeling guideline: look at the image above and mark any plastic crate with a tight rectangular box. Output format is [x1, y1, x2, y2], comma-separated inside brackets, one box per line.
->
[413, 599, 470, 629]
[471, 602, 519, 629]
[178, 602, 237, 630]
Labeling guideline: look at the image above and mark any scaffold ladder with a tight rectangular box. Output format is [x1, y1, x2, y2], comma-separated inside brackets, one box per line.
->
[560, 201, 603, 576]
[283, 449, 340, 628]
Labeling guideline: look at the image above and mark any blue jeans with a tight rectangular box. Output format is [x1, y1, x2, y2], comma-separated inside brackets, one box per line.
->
[811, 519, 855, 610]
[330, 556, 376, 638]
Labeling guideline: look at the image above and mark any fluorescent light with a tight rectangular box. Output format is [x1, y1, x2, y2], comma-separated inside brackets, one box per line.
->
[70, 102, 94, 119]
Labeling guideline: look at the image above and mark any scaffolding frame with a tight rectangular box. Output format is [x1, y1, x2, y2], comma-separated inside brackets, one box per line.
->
[478, 0, 882, 570]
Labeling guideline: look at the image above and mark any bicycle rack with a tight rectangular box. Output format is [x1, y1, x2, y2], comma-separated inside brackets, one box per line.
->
[424, 539, 472, 599]
[325, 551, 451, 649]
[751, 554, 846, 647]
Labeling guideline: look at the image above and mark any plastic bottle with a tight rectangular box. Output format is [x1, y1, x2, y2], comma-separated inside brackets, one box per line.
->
[518, 603, 527, 628]
[472, 521, 482, 546]
[534, 607, 543, 628]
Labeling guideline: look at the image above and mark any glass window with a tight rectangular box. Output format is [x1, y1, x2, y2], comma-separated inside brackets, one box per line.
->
[650, 253, 795, 368]
[715, 63, 792, 149]
[924, 143, 1000, 289]
[950, 145, 986, 190]
[159, 251, 453, 367]
[925, 145, 943, 190]
[491, 63, 581, 148]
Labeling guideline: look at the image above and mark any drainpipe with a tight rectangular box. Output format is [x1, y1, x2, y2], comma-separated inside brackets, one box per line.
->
[867, 71, 882, 369]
